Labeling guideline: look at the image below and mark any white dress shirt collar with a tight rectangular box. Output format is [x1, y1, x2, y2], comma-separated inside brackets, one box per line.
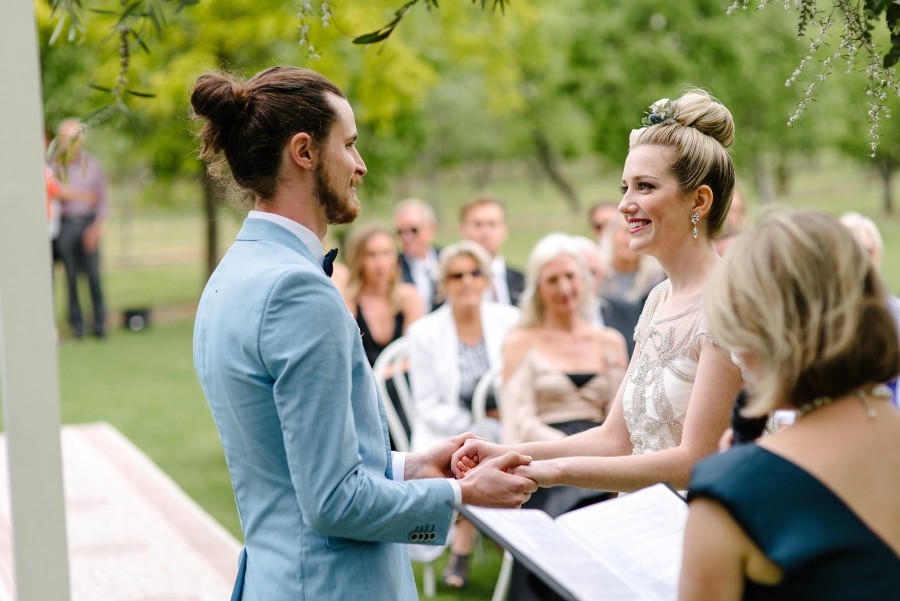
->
[248, 210, 325, 265]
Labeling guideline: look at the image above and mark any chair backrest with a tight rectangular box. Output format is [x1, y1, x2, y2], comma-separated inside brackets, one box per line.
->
[371, 337, 415, 452]
[470, 363, 502, 440]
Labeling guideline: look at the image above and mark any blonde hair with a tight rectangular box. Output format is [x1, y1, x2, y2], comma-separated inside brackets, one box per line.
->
[840, 211, 884, 270]
[706, 209, 899, 415]
[436, 240, 494, 298]
[393, 198, 437, 225]
[518, 233, 597, 328]
[629, 89, 735, 240]
[344, 224, 402, 312]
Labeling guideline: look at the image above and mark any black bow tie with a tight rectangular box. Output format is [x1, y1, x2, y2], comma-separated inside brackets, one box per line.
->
[323, 248, 339, 277]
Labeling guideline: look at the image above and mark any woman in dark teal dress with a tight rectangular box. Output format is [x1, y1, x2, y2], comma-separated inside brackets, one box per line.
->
[680, 209, 900, 600]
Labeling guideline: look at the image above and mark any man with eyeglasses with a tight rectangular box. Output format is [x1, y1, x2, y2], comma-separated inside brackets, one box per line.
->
[394, 198, 441, 312]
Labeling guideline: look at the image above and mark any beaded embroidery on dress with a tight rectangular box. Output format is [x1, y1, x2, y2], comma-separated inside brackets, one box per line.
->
[624, 280, 718, 454]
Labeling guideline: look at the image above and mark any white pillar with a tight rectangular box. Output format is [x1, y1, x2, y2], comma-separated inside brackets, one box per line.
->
[0, 4, 72, 601]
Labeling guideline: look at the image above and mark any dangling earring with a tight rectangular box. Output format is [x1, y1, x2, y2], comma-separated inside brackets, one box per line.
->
[690, 212, 700, 239]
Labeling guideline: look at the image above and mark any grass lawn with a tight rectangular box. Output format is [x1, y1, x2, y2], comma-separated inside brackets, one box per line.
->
[53, 318, 505, 599]
[8, 152, 898, 600]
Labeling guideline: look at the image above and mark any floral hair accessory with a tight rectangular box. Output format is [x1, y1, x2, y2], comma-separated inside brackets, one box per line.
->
[641, 97, 679, 127]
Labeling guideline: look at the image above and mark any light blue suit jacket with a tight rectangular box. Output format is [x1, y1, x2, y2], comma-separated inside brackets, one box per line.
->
[194, 218, 456, 601]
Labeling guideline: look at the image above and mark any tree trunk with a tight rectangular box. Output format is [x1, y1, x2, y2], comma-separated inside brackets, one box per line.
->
[774, 156, 791, 196]
[532, 129, 581, 214]
[199, 167, 219, 281]
[472, 158, 493, 190]
[877, 160, 895, 216]
[754, 157, 776, 205]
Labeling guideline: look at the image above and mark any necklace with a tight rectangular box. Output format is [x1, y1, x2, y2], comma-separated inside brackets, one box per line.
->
[796, 384, 892, 419]
[646, 281, 703, 325]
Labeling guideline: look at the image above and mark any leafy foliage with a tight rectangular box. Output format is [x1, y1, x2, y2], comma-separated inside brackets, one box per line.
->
[728, 0, 900, 156]
[352, 0, 509, 44]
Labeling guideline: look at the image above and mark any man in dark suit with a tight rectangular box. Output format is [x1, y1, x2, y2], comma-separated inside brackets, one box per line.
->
[394, 198, 442, 312]
[459, 193, 525, 307]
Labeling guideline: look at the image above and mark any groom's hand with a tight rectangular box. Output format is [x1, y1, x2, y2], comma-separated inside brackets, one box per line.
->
[405, 432, 482, 480]
[458, 452, 537, 508]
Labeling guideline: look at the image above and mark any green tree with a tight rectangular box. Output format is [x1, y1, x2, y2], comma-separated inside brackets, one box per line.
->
[831, 68, 900, 214]
[548, 0, 818, 202]
[40, 1, 523, 273]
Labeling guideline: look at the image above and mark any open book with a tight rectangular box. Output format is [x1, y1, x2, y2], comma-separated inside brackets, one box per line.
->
[460, 483, 688, 601]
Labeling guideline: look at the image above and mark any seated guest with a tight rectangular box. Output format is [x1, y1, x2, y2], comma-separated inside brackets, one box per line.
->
[458, 193, 525, 306]
[394, 198, 442, 312]
[713, 185, 747, 255]
[569, 235, 607, 323]
[407, 240, 520, 589]
[587, 200, 619, 241]
[598, 216, 664, 305]
[680, 209, 900, 601]
[341, 224, 423, 366]
[501, 233, 628, 601]
[596, 218, 664, 355]
[840, 210, 900, 406]
[341, 225, 423, 447]
[502, 233, 628, 445]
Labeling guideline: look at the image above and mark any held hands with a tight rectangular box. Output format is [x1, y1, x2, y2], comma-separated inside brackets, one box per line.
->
[457, 452, 538, 508]
[405, 432, 483, 480]
[450, 438, 561, 490]
[508, 459, 562, 489]
[413, 435, 540, 508]
[450, 438, 506, 479]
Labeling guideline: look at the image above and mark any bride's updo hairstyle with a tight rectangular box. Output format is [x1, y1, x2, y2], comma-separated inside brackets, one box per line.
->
[706, 209, 899, 415]
[190, 66, 345, 204]
[629, 90, 735, 240]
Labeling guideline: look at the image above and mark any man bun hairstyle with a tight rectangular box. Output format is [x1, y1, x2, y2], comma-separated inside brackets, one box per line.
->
[190, 66, 345, 205]
[630, 89, 736, 240]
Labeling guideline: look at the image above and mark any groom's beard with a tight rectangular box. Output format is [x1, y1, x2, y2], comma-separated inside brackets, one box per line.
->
[316, 161, 360, 225]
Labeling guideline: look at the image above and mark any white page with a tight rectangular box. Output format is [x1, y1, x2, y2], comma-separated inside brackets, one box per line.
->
[556, 484, 688, 601]
[465, 507, 641, 601]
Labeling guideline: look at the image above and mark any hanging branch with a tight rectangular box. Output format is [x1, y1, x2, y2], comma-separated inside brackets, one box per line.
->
[727, 0, 900, 156]
[48, 0, 199, 130]
[352, 0, 509, 45]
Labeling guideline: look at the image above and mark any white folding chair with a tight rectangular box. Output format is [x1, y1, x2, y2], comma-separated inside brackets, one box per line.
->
[372, 337, 414, 453]
[470, 363, 514, 601]
[470, 363, 502, 440]
[371, 337, 440, 597]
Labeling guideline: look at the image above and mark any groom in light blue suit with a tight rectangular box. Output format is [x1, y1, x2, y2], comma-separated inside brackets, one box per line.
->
[190, 67, 536, 601]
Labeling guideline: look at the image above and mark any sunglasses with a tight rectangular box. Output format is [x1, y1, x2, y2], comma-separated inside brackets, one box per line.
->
[446, 269, 483, 281]
[396, 227, 420, 236]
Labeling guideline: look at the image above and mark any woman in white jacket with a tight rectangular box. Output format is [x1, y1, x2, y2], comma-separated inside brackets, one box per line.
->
[407, 240, 520, 588]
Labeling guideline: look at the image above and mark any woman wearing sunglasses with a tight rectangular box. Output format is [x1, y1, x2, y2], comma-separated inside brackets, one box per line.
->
[407, 240, 521, 588]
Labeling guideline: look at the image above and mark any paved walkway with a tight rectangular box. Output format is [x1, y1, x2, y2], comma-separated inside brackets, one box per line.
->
[0, 422, 240, 600]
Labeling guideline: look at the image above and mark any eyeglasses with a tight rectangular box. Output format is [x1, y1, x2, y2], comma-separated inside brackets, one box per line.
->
[396, 227, 420, 237]
[446, 269, 483, 281]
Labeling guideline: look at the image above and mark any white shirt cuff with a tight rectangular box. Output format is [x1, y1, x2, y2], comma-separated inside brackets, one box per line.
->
[447, 479, 462, 506]
[392, 452, 462, 505]
[392, 452, 407, 482]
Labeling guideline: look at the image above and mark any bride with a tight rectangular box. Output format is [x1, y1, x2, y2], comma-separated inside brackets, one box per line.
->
[453, 90, 743, 494]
